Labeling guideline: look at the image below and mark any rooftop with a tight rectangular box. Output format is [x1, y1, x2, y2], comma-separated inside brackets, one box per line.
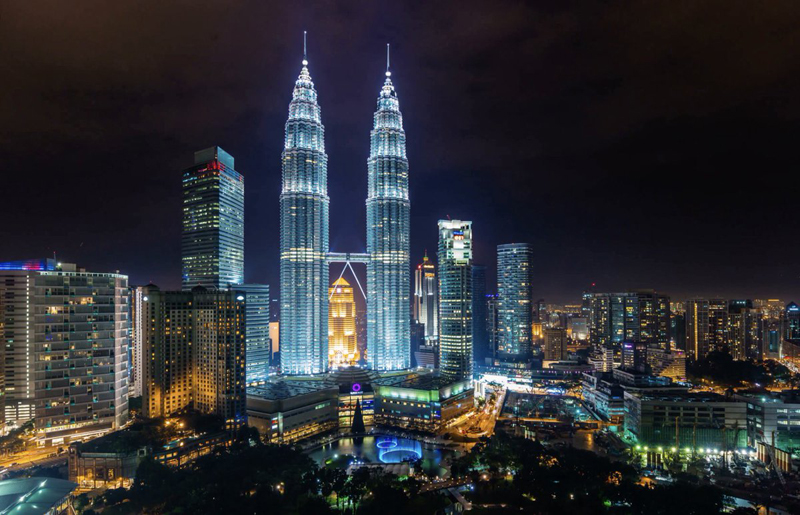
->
[247, 380, 335, 400]
[373, 372, 463, 391]
[638, 391, 733, 403]
[0, 477, 77, 515]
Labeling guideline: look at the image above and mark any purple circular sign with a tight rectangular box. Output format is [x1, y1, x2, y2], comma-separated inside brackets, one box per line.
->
[352, 383, 362, 393]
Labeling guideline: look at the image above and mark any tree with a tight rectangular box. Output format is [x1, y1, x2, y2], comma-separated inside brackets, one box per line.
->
[352, 398, 366, 434]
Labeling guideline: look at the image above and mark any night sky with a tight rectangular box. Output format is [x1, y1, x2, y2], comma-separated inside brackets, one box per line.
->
[2, 1, 800, 303]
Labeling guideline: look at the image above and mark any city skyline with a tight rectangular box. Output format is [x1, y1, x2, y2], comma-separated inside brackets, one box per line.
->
[4, 3, 800, 303]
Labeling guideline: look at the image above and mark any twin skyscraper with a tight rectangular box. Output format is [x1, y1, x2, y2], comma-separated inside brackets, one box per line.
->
[280, 39, 410, 375]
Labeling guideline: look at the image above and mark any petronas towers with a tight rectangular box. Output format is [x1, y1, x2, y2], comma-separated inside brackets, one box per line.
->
[279, 50, 330, 375]
[280, 41, 410, 375]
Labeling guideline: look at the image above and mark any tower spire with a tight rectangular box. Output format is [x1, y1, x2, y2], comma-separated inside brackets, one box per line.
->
[303, 31, 308, 65]
[386, 43, 390, 76]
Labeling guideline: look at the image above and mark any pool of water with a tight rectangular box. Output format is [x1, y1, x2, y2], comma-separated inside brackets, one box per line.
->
[307, 434, 450, 477]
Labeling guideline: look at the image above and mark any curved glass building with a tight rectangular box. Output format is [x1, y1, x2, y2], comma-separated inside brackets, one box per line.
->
[366, 63, 411, 371]
[280, 53, 330, 375]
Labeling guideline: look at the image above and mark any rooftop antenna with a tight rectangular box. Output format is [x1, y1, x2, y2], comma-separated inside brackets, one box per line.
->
[385, 43, 391, 77]
[302, 31, 308, 66]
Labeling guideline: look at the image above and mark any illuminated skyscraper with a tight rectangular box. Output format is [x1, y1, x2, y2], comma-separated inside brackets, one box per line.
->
[438, 220, 473, 381]
[328, 278, 359, 368]
[280, 42, 330, 375]
[496, 243, 534, 359]
[181, 147, 244, 290]
[366, 48, 410, 371]
[237, 284, 270, 383]
[686, 299, 710, 359]
[414, 252, 438, 342]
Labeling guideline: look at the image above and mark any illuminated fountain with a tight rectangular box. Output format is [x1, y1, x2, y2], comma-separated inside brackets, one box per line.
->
[376, 436, 422, 464]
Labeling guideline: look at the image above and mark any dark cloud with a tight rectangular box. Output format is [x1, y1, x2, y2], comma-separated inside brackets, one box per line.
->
[1, 0, 799, 302]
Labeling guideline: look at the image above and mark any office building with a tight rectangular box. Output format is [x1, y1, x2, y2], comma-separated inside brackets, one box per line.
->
[471, 265, 489, 361]
[141, 285, 246, 427]
[237, 284, 270, 383]
[181, 147, 244, 290]
[670, 312, 686, 352]
[413, 252, 438, 342]
[685, 299, 710, 359]
[279, 50, 330, 375]
[328, 278, 359, 368]
[437, 220, 473, 381]
[785, 302, 800, 341]
[366, 57, 411, 372]
[0, 259, 129, 444]
[496, 243, 534, 359]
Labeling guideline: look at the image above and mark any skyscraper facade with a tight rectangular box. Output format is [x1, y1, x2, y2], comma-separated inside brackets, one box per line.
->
[686, 299, 710, 359]
[496, 243, 534, 359]
[438, 220, 473, 381]
[280, 52, 330, 375]
[142, 284, 246, 426]
[0, 260, 129, 443]
[544, 328, 568, 361]
[130, 285, 145, 397]
[587, 291, 670, 349]
[181, 147, 244, 290]
[471, 265, 489, 361]
[708, 298, 728, 353]
[328, 278, 359, 368]
[366, 60, 411, 372]
[413, 252, 438, 343]
[237, 284, 270, 383]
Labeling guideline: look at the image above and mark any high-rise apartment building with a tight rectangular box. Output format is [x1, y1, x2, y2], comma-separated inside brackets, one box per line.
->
[587, 291, 670, 349]
[129, 286, 145, 397]
[141, 284, 246, 427]
[543, 328, 567, 361]
[708, 298, 728, 353]
[496, 243, 534, 359]
[366, 57, 411, 372]
[192, 290, 247, 424]
[0, 259, 129, 443]
[486, 294, 499, 358]
[413, 252, 438, 342]
[279, 50, 330, 375]
[686, 299, 710, 359]
[237, 284, 270, 383]
[181, 147, 244, 290]
[438, 220, 473, 381]
[728, 300, 761, 360]
[328, 278, 359, 368]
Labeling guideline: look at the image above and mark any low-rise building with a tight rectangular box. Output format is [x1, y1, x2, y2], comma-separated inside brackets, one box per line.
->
[624, 391, 747, 449]
[373, 373, 473, 432]
[736, 390, 800, 455]
[581, 372, 625, 423]
[246, 382, 339, 443]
